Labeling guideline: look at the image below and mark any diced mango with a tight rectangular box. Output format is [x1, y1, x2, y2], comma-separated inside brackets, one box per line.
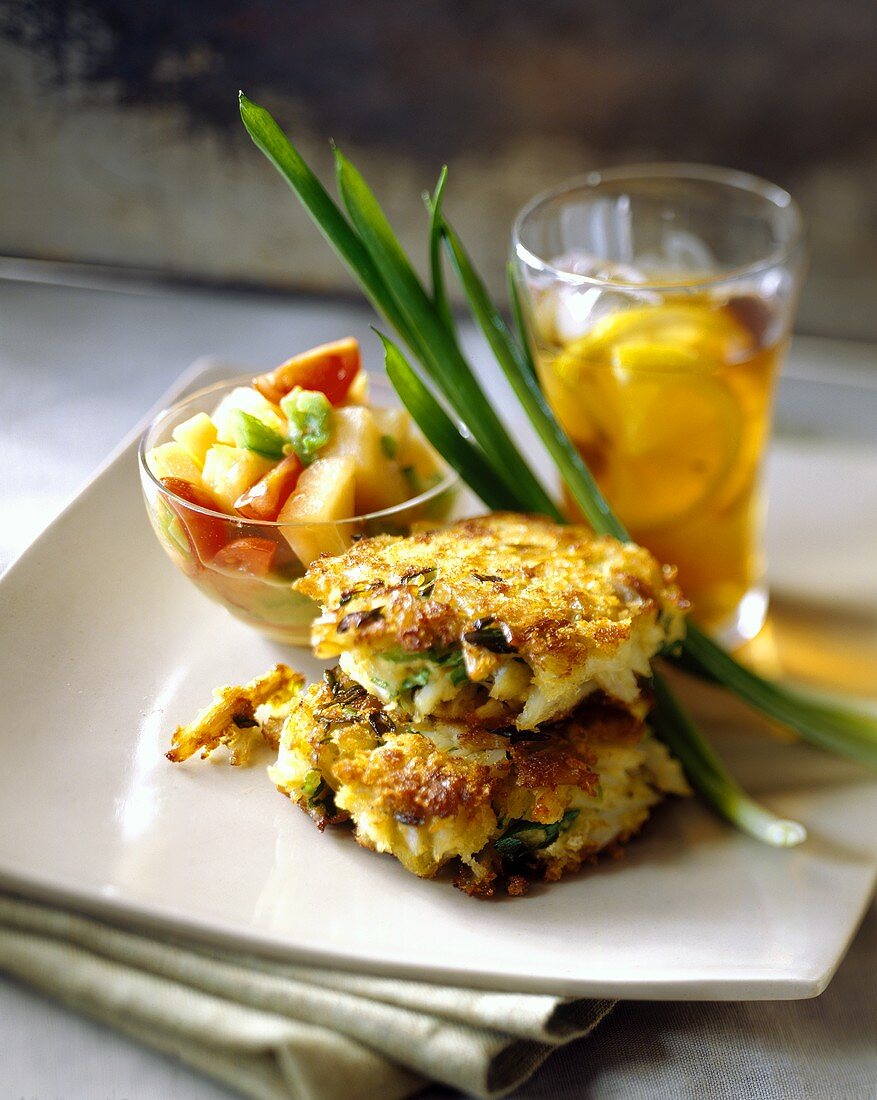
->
[371, 406, 411, 456]
[146, 442, 205, 487]
[397, 431, 442, 485]
[212, 387, 286, 444]
[320, 406, 409, 513]
[171, 412, 218, 469]
[344, 370, 370, 406]
[278, 456, 356, 565]
[201, 444, 275, 511]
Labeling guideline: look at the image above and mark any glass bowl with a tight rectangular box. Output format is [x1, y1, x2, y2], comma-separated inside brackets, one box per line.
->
[138, 374, 460, 645]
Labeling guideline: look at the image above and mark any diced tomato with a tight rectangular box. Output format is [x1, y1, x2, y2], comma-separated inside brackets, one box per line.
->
[253, 338, 361, 406]
[160, 477, 228, 564]
[234, 454, 303, 521]
[210, 536, 278, 577]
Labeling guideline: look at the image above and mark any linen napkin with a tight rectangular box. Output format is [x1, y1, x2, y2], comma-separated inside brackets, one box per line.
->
[0, 893, 615, 1100]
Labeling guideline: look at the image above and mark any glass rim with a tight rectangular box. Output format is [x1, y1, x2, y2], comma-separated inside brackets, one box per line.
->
[512, 162, 806, 292]
[138, 373, 459, 528]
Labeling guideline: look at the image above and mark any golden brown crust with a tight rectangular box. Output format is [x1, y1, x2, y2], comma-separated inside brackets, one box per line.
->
[335, 740, 503, 825]
[508, 741, 598, 795]
[295, 513, 687, 677]
[282, 672, 620, 825]
[166, 664, 304, 764]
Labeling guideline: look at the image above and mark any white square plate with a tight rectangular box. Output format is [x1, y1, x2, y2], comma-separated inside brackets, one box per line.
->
[1, 362, 875, 1001]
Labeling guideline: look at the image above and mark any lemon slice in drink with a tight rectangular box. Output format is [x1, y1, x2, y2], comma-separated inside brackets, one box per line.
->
[545, 339, 624, 450]
[587, 303, 756, 369]
[600, 347, 743, 532]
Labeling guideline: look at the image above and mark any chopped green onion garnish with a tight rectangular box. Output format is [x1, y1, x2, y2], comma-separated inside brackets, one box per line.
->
[495, 810, 580, 860]
[301, 769, 323, 799]
[463, 616, 517, 654]
[400, 667, 431, 694]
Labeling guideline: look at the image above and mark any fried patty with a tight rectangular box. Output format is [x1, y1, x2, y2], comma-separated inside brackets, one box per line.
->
[295, 513, 687, 729]
[267, 669, 689, 897]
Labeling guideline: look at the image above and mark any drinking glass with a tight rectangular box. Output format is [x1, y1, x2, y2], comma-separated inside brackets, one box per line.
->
[512, 165, 805, 645]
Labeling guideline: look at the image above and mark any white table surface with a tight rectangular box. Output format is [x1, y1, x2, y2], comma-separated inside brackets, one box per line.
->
[1, 273, 875, 1100]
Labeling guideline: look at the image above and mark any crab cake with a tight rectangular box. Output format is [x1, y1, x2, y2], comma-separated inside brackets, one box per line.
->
[295, 513, 687, 730]
[267, 669, 688, 897]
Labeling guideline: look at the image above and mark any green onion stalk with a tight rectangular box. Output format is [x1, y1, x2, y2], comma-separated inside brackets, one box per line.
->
[239, 92, 877, 845]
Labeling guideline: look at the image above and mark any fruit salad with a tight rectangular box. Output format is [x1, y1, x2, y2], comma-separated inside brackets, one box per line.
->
[140, 339, 457, 643]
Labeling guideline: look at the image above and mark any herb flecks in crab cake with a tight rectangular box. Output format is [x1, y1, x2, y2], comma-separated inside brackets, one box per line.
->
[268, 669, 689, 897]
[295, 513, 687, 730]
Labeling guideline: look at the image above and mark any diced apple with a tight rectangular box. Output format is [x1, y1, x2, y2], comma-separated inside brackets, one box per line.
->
[371, 407, 410, 456]
[201, 444, 275, 511]
[253, 338, 361, 406]
[234, 454, 303, 521]
[212, 387, 286, 444]
[320, 406, 409, 513]
[159, 477, 228, 564]
[278, 456, 356, 565]
[210, 536, 278, 577]
[146, 442, 206, 487]
[171, 412, 218, 469]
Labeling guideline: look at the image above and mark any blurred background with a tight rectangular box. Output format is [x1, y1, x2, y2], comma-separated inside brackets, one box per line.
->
[2, 0, 877, 338]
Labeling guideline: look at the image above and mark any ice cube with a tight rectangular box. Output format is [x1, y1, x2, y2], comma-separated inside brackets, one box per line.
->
[551, 285, 662, 344]
[541, 254, 659, 344]
[636, 231, 717, 280]
[551, 250, 652, 285]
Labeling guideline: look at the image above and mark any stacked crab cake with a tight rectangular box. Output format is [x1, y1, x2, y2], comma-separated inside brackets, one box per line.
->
[268, 513, 690, 896]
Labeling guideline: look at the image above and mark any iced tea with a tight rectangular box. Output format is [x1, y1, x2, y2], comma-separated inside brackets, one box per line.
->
[535, 294, 786, 630]
[513, 167, 804, 641]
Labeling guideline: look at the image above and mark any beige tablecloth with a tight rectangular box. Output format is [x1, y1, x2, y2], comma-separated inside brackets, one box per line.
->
[0, 893, 615, 1100]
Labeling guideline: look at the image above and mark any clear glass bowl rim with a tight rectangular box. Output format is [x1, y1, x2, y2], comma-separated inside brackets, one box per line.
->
[512, 162, 806, 292]
[138, 373, 460, 528]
